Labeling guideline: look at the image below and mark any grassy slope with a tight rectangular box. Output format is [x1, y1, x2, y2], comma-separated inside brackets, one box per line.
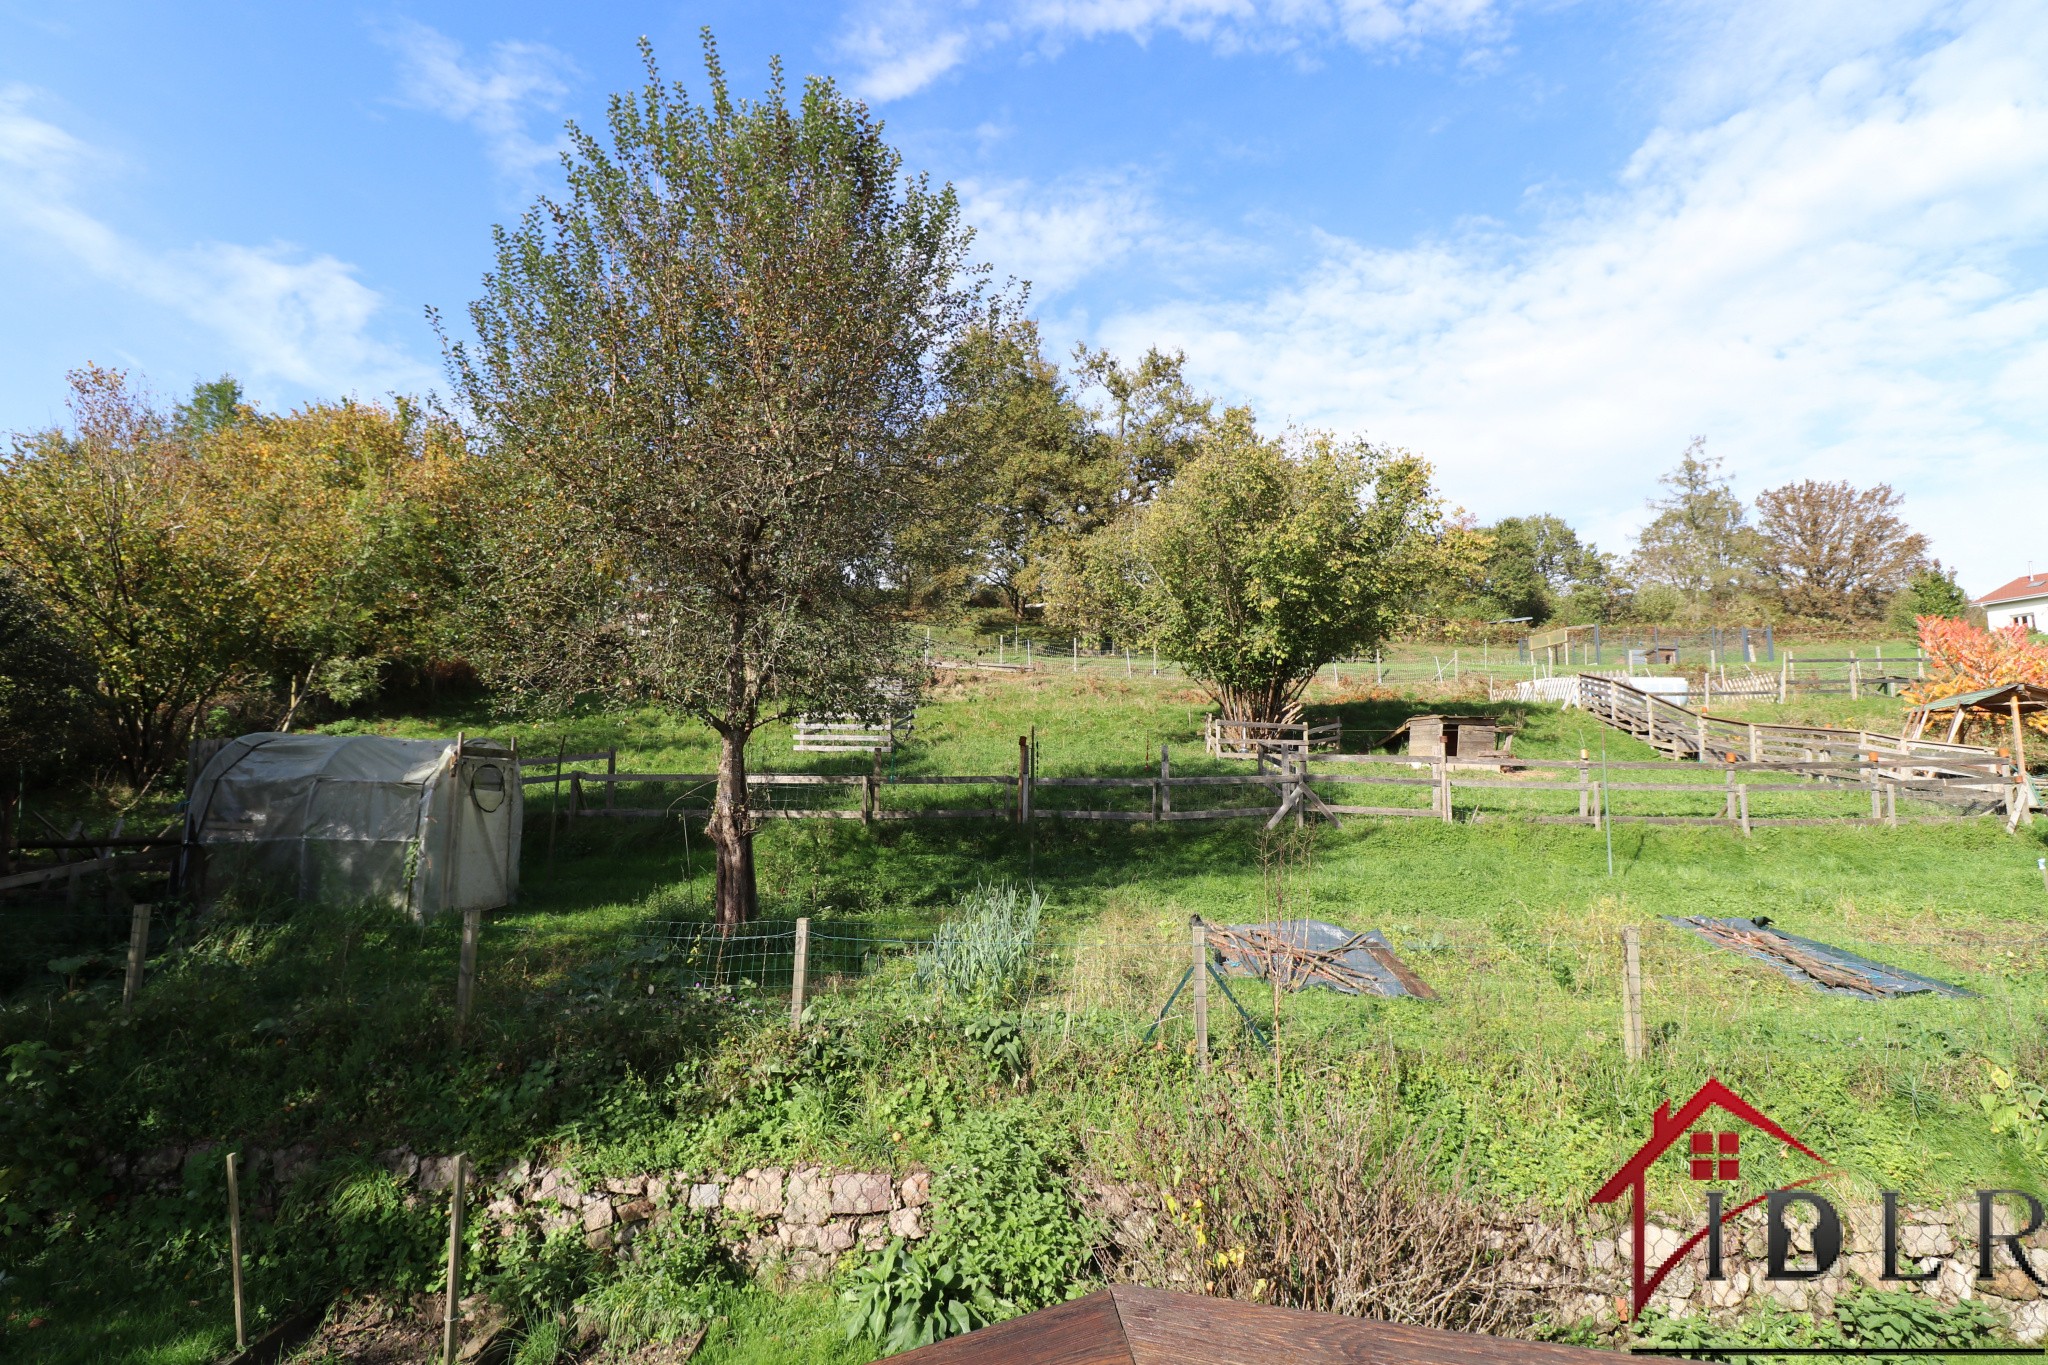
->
[3, 669, 2044, 1362]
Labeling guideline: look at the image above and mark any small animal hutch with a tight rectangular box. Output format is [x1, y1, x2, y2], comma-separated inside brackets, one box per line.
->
[1380, 714, 1509, 761]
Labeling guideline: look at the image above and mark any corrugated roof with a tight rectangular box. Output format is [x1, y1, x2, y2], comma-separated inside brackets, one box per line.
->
[1977, 572, 2048, 606]
[1914, 683, 2048, 714]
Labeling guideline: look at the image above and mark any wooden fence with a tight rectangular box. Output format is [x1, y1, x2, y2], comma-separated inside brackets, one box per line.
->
[522, 741, 2019, 837]
[1203, 717, 1341, 760]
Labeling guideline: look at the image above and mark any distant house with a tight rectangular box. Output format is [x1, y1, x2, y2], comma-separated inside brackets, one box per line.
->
[1977, 571, 2048, 633]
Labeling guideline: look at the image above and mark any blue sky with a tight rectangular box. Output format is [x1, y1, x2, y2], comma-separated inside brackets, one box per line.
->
[3, 0, 2043, 589]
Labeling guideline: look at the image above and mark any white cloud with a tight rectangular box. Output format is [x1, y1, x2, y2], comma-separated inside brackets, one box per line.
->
[959, 174, 1162, 295]
[373, 19, 575, 183]
[1080, 0, 2048, 587]
[836, 0, 1508, 100]
[0, 85, 434, 401]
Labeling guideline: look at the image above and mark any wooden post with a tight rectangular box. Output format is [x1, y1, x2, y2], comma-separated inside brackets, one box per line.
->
[1072, 638, 1078, 672]
[1780, 652, 1790, 703]
[1849, 655, 1860, 700]
[1749, 723, 1760, 763]
[1017, 737, 1029, 825]
[1125, 647, 1132, 678]
[1621, 927, 1644, 1064]
[791, 917, 810, 1031]
[569, 771, 582, 820]
[548, 740, 564, 869]
[1738, 784, 1752, 836]
[227, 1151, 247, 1351]
[1579, 749, 1590, 821]
[1160, 745, 1171, 818]
[1724, 766, 1736, 824]
[2012, 696, 2029, 776]
[1438, 757, 1453, 824]
[861, 773, 875, 827]
[122, 901, 151, 1014]
[442, 1154, 468, 1365]
[1025, 728, 1035, 823]
[1191, 917, 1210, 1073]
[604, 748, 616, 811]
[454, 902, 482, 1038]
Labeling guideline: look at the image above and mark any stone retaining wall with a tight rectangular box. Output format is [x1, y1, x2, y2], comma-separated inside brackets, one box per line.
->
[108, 1143, 2045, 1342]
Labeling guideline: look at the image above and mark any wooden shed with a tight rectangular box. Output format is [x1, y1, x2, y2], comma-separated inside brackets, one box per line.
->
[1382, 714, 1504, 760]
[878, 1285, 1673, 1363]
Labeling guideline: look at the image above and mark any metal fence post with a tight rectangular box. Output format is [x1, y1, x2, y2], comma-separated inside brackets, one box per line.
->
[1622, 927, 1645, 1064]
[791, 917, 810, 1031]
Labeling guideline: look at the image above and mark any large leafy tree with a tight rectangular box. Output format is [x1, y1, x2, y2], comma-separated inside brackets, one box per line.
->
[919, 318, 1096, 621]
[1628, 440, 1758, 621]
[201, 396, 473, 728]
[0, 366, 258, 788]
[1752, 478, 1927, 622]
[1462, 514, 1611, 625]
[447, 37, 981, 924]
[1077, 414, 1453, 722]
[1888, 564, 1972, 634]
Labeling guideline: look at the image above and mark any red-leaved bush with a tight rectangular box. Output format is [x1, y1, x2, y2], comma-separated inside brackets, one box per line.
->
[1910, 616, 2048, 739]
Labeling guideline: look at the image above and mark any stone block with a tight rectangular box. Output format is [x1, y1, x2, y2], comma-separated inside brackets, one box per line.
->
[646, 1176, 669, 1206]
[605, 1175, 647, 1196]
[537, 1168, 582, 1205]
[816, 1220, 857, 1254]
[582, 1199, 616, 1232]
[615, 1198, 655, 1225]
[689, 1182, 723, 1211]
[1902, 1223, 1953, 1258]
[890, 1206, 926, 1240]
[858, 1216, 890, 1250]
[584, 1226, 613, 1252]
[787, 1251, 834, 1284]
[1990, 1267, 2042, 1302]
[832, 1172, 894, 1216]
[784, 1168, 832, 1227]
[2011, 1300, 2048, 1345]
[418, 1155, 461, 1194]
[899, 1170, 931, 1208]
[723, 1168, 785, 1217]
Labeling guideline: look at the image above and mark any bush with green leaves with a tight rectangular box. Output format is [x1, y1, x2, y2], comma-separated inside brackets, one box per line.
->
[1636, 1287, 2006, 1363]
[840, 1106, 1096, 1350]
[912, 882, 1042, 1007]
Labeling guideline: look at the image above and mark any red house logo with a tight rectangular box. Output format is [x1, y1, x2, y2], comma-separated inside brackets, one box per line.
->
[1590, 1077, 1832, 1319]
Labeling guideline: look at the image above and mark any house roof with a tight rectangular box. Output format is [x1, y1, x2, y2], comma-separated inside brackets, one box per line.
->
[1977, 573, 2048, 606]
[877, 1285, 1683, 1363]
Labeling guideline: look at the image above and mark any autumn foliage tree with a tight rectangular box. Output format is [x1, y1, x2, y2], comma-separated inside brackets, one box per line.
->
[1910, 617, 2048, 741]
[1753, 478, 1927, 622]
[446, 38, 980, 924]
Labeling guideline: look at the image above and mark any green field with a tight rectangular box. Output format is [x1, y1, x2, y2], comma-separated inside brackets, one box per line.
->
[3, 667, 2044, 1363]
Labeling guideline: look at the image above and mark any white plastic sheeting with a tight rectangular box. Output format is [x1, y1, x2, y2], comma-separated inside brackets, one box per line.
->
[185, 733, 520, 919]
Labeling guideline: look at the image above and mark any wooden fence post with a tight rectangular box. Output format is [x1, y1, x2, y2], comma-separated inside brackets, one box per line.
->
[1160, 745, 1171, 819]
[1622, 927, 1645, 1064]
[1191, 917, 1210, 1072]
[791, 917, 810, 1031]
[1749, 724, 1760, 763]
[1017, 737, 1029, 825]
[442, 1154, 468, 1365]
[122, 902, 151, 1015]
[1724, 766, 1736, 825]
[1738, 785, 1752, 837]
[1579, 749, 1590, 821]
[548, 740, 564, 869]
[1438, 757, 1453, 824]
[604, 748, 616, 812]
[454, 902, 481, 1039]
[227, 1151, 247, 1352]
[1779, 653, 1791, 704]
[569, 771, 582, 821]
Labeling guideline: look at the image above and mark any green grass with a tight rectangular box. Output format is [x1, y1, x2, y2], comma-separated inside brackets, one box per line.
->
[3, 668, 2044, 1362]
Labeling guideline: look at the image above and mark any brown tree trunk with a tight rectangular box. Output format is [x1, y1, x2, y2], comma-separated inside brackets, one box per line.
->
[708, 728, 758, 926]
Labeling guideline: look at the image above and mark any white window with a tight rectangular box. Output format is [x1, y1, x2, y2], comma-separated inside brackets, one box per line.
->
[2017, 612, 2037, 631]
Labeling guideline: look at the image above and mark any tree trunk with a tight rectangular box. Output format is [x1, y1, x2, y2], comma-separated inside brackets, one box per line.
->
[708, 728, 758, 926]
